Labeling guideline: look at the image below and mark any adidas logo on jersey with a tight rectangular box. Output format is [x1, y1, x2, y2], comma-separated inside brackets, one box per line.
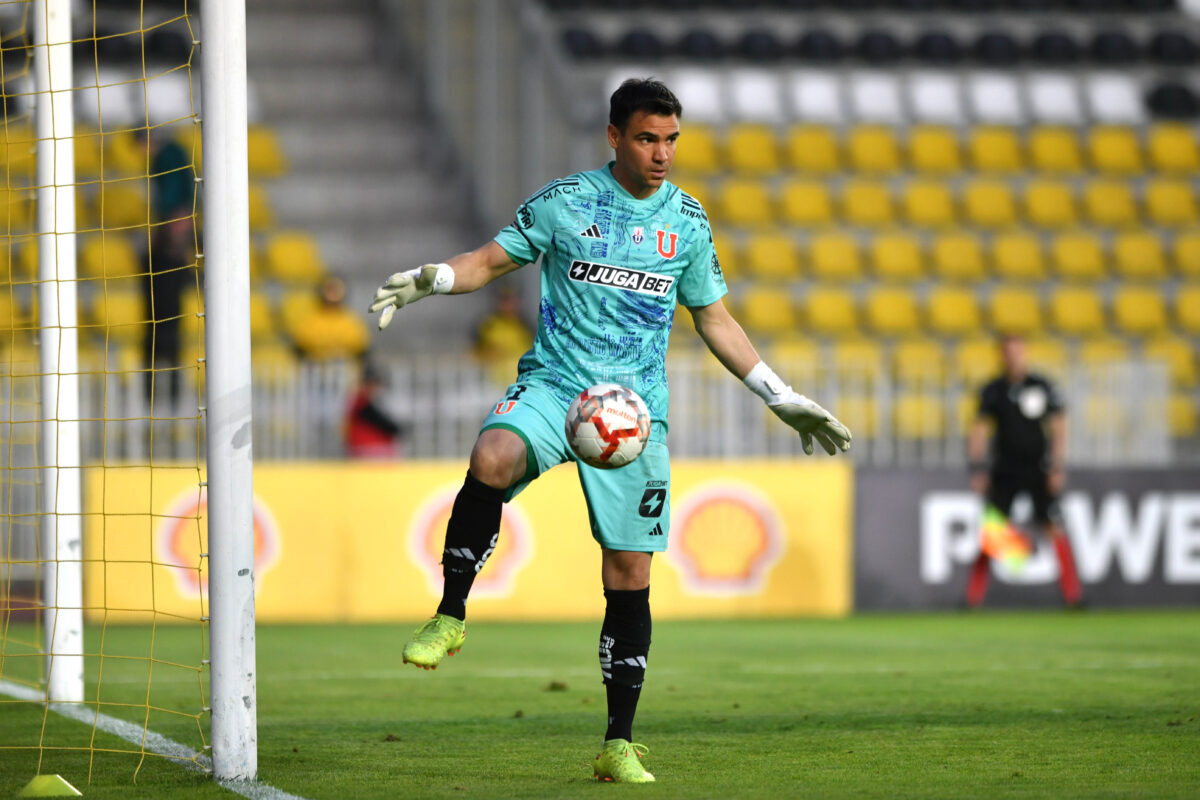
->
[579, 224, 602, 239]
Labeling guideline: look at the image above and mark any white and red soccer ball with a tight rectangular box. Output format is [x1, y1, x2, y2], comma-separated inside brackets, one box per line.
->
[565, 383, 651, 469]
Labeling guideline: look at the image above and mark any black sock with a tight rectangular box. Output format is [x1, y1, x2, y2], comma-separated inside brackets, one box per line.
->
[599, 586, 651, 742]
[435, 471, 505, 621]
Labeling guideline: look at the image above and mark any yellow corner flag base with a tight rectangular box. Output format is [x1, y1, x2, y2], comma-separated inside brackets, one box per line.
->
[17, 775, 83, 797]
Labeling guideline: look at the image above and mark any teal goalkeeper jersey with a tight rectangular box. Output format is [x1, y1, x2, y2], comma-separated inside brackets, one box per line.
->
[493, 162, 727, 424]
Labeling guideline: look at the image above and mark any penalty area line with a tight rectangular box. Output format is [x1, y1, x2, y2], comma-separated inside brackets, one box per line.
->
[0, 679, 308, 800]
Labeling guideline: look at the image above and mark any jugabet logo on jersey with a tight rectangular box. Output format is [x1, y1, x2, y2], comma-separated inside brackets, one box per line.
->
[568, 259, 674, 297]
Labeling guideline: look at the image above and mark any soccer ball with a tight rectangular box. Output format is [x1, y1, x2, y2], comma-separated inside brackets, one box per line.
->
[564, 383, 651, 469]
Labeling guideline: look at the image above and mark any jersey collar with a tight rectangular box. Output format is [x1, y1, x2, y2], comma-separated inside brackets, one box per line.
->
[601, 161, 671, 208]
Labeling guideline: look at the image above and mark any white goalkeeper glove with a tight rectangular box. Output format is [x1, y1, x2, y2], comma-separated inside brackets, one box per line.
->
[743, 361, 852, 456]
[368, 263, 454, 330]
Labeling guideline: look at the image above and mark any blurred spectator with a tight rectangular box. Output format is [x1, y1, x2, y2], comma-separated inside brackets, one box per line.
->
[137, 127, 194, 222]
[292, 276, 370, 361]
[472, 286, 533, 384]
[143, 215, 197, 407]
[344, 360, 408, 459]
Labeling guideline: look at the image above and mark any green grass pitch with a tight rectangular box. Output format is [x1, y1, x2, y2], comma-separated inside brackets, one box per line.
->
[1, 611, 1197, 799]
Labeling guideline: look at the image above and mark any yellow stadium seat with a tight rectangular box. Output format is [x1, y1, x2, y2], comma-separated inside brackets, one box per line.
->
[1112, 232, 1167, 281]
[179, 291, 205, 342]
[931, 233, 986, 282]
[1168, 393, 1197, 436]
[743, 232, 801, 281]
[780, 180, 833, 226]
[265, 230, 325, 284]
[954, 337, 1001, 387]
[0, 122, 36, 180]
[832, 338, 885, 381]
[908, 126, 961, 173]
[1178, 286, 1200, 334]
[963, 180, 1017, 228]
[713, 228, 741, 280]
[842, 180, 893, 227]
[674, 124, 720, 174]
[832, 393, 877, 439]
[1174, 232, 1200, 280]
[1029, 127, 1082, 173]
[807, 233, 862, 282]
[864, 287, 920, 336]
[989, 286, 1042, 336]
[1049, 286, 1105, 335]
[249, 291, 276, 342]
[80, 234, 140, 279]
[739, 286, 797, 336]
[893, 338, 946, 383]
[718, 178, 773, 227]
[1088, 126, 1142, 174]
[252, 339, 301, 381]
[1082, 180, 1138, 228]
[88, 289, 147, 344]
[1145, 179, 1198, 227]
[848, 126, 900, 174]
[96, 180, 149, 229]
[1112, 286, 1168, 337]
[769, 336, 820, 370]
[902, 181, 956, 228]
[1051, 233, 1106, 281]
[0, 188, 33, 232]
[804, 286, 857, 337]
[1147, 124, 1199, 174]
[103, 130, 147, 177]
[247, 125, 289, 178]
[894, 392, 946, 439]
[248, 182, 275, 231]
[1078, 336, 1130, 367]
[926, 287, 982, 337]
[786, 125, 839, 173]
[74, 126, 103, 178]
[1144, 336, 1197, 387]
[871, 233, 924, 282]
[969, 127, 1023, 173]
[279, 288, 317, 338]
[1024, 180, 1077, 229]
[1025, 338, 1068, 378]
[992, 232, 1047, 282]
[726, 124, 779, 174]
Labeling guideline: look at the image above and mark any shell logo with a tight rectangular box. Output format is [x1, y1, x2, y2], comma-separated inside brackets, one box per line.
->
[408, 485, 534, 599]
[157, 488, 281, 599]
[666, 481, 785, 595]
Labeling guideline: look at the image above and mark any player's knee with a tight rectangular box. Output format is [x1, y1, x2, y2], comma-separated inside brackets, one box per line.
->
[469, 430, 527, 489]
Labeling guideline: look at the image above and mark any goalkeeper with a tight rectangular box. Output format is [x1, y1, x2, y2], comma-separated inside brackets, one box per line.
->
[369, 78, 851, 783]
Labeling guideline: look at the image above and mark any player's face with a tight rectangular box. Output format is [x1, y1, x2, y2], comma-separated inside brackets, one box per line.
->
[1001, 337, 1026, 376]
[607, 111, 679, 199]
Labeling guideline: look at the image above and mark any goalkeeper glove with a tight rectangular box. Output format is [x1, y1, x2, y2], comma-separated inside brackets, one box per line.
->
[743, 361, 852, 456]
[369, 263, 454, 330]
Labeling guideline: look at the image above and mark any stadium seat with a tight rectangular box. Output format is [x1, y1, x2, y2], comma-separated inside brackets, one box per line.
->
[718, 178, 774, 227]
[617, 30, 665, 61]
[908, 126, 961, 173]
[1112, 286, 1168, 336]
[725, 123, 780, 174]
[249, 291, 276, 343]
[871, 233, 924, 282]
[265, 231, 325, 284]
[1049, 286, 1105, 335]
[1028, 126, 1083, 173]
[931, 232, 986, 282]
[1143, 336, 1196, 387]
[1031, 30, 1081, 65]
[743, 232, 801, 280]
[795, 30, 845, 64]
[1145, 179, 1198, 227]
[1148, 30, 1199, 67]
[1091, 30, 1141, 65]
[847, 126, 901, 174]
[902, 181, 956, 228]
[1024, 337, 1068, 378]
[926, 286, 982, 337]
[989, 286, 1042, 336]
[1168, 393, 1198, 436]
[247, 125, 288, 178]
[864, 286, 920, 337]
[713, 228, 740, 279]
[179, 291, 205, 342]
[669, 69, 726, 125]
[728, 69, 787, 123]
[1147, 124, 1199, 173]
[857, 30, 903, 65]
[992, 232, 1047, 282]
[894, 392, 946, 439]
[963, 180, 1017, 229]
[1177, 286, 1200, 334]
[807, 233, 862, 282]
[893, 338, 946, 383]
[1173, 232, 1200, 279]
[967, 74, 1024, 125]
[786, 125, 839, 173]
[831, 338, 885, 383]
[1085, 74, 1146, 124]
[673, 123, 720, 174]
[248, 183, 274, 231]
[831, 393, 878, 440]
[1145, 80, 1200, 120]
[251, 339, 301, 382]
[780, 180, 834, 226]
[1082, 180, 1138, 228]
[1051, 233, 1106, 281]
[739, 286, 798, 336]
[0, 188, 32, 232]
[842, 180, 894, 227]
[973, 31, 1020, 67]
[1112, 232, 1168, 281]
[74, 126, 103, 178]
[954, 337, 1002, 387]
[1088, 126, 1143, 174]
[849, 74, 904, 124]
[96, 180, 149, 229]
[1078, 336, 1130, 367]
[88, 288, 147, 344]
[279, 288, 317, 339]
[80, 234, 140, 279]
[1024, 180, 1077, 229]
[1027, 73, 1084, 125]
[788, 71, 845, 124]
[769, 336, 820, 374]
[804, 286, 858, 336]
[969, 127, 1023, 173]
[908, 73, 965, 124]
[102, 130, 147, 177]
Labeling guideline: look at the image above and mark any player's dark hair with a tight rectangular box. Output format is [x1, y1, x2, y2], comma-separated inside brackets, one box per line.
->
[609, 78, 682, 132]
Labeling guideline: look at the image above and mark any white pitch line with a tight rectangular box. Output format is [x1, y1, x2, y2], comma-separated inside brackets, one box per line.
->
[0, 679, 308, 800]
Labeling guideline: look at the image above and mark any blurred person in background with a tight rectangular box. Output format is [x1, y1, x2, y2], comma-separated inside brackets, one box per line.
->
[142, 215, 196, 407]
[344, 360, 408, 459]
[368, 77, 851, 783]
[292, 275, 369, 361]
[472, 285, 534, 385]
[966, 333, 1083, 609]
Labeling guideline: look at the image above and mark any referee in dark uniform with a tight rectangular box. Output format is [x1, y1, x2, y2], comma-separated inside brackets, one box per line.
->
[965, 334, 1082, 608]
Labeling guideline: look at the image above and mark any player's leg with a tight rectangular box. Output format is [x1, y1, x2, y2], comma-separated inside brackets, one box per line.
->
[1032, 476, 1082, 607]
[967, 473, 1016, 608]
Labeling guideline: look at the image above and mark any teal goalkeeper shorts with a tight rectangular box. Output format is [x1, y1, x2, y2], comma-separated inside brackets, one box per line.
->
[480, 380, 670, 553]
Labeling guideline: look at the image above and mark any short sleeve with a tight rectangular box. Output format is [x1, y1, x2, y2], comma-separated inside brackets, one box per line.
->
[1044, 377, 1065, 414]
[676, 215, 728, 309]
[493, 181, 571, 266]
[977, 381, 1000, 419]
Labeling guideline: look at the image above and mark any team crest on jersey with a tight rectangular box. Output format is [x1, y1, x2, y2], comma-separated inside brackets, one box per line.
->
[631, 226, 644, 245]
[568, 259, 674, 297]
[656, 229, 678, 259]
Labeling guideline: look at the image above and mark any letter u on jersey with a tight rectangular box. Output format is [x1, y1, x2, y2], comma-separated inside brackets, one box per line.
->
[656, 229, 678, 259]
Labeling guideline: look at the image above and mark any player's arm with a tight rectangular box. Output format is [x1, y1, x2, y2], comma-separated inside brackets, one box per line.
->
[967, 415, 991, 495]
[369, 241, 522, 330]
[1047, 410, 1066, 493]
[689, 299, 851, 456]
